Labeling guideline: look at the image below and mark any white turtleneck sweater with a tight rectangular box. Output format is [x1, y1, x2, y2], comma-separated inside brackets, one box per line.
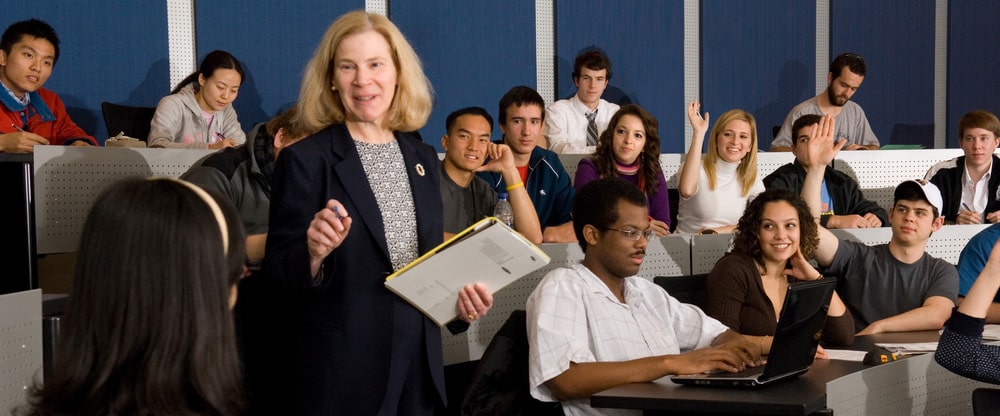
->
[675, 159, 764, 234]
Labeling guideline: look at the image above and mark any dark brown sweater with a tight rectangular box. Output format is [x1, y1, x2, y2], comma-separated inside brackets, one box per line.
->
[705, 252, 855, 346]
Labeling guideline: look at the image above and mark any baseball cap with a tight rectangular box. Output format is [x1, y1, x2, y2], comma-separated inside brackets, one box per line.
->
[894, 179, 944, 215]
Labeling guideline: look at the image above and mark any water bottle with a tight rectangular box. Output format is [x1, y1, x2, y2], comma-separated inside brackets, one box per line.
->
[494, 192, 514, 227]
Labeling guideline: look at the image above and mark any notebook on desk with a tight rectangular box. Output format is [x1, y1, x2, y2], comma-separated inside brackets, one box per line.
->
[671, 278, 836, 388]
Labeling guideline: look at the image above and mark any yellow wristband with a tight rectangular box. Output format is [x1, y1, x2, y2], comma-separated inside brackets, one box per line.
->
[506, 181, 524, 192]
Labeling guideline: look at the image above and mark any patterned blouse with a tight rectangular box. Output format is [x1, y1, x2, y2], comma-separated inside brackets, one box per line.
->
[355, 139, 419, 271]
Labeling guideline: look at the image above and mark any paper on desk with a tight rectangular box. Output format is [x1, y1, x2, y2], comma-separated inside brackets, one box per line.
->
[824, 349, 868, 362]
[875, 342, 938, 354]
[983, 325, 1000, 341]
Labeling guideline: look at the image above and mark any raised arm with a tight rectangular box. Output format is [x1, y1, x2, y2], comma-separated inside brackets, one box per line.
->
[679, 101, 709, 199]
[798, 114, 845, 266]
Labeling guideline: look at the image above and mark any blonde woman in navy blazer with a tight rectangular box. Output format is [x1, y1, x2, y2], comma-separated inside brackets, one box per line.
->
[263, 11, 492, 415]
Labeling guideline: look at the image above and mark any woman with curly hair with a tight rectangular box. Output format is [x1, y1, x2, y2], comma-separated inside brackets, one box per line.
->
[574, 104, 671, 235]
[705, 189, 855, 353]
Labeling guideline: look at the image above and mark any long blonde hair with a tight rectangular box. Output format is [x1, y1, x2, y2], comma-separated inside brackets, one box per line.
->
[295, 11, 432, 133]
[704, 109, 759, 196]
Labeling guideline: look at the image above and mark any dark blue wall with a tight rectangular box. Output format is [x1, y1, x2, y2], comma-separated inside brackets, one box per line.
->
[2, 3, 170, 143]
[1, 1, 991, 151]
[556, 1, 685, 153]
[947, 1, 1000, 147]
[832, 0, 936, 148]
[395, 0, 537, 142]
[196, 1, 362, 132]
[702, 0, 815, 151]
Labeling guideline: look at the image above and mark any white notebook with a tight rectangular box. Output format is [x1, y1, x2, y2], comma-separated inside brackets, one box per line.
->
[385, 217, 550, 326]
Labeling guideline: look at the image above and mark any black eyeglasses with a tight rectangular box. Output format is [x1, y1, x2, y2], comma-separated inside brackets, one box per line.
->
[604, 227, 656, 241]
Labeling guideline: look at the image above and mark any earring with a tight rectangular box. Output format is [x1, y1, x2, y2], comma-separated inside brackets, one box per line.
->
[331, 86, 337, 92]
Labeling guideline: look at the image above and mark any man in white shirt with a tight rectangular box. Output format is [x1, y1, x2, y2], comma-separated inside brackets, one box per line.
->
[924, 110, 1000, 224]
[526, 177, 760, 415]
[544, 49, 620, 154]
[770, 52, 879, 151]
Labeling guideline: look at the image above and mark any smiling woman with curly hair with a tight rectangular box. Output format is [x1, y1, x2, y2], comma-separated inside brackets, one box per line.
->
[705, 189, 855, 354]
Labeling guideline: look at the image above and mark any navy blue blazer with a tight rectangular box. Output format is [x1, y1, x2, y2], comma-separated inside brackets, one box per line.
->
[264, 123, 445, 414]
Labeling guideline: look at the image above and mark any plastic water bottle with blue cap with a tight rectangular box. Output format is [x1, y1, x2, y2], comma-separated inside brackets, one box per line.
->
[494, 192, 513, 227]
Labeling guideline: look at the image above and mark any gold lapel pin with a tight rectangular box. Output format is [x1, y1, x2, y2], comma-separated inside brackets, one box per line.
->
[415, 163, 425, 176]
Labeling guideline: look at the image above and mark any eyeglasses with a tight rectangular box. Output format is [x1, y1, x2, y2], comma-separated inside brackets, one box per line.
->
[604, 227, 656, 241]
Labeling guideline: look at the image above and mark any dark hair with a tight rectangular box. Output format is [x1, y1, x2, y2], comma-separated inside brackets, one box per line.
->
[20, 178, 246, 416]
[590, 104, 662, 195]
[894, 180, 941, 219]
[572, 49, 612, 81]
[829, 52, 866, 78]
[573, 177, 647, 252]
[791, 114, 824, 143]
[171, 50, 245, 94]
[957, 110, 1000, 142]
[498, 85, 545, 124]
[732, 190, 819, 275]
[266, 106, 312, 142]
[446, 106, 494, 133]
[1, 19, 60, 64]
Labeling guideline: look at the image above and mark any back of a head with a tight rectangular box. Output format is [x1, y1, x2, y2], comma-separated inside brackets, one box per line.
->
[572, 177, 647, 252]
[22, 178, 246, 416]
[1, 19, 60, 64]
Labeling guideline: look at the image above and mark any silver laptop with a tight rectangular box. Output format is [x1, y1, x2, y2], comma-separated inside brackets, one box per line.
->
[671, 278, 836, 387]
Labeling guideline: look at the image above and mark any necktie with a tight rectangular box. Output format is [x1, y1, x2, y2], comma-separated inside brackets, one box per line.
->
[586, 110, 598, 146]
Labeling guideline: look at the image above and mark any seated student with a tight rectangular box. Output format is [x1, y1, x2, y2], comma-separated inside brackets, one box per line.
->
[439, 106, 541, 243]
[544, 49, 619, 154]
[527, 178, 760, 415]
[924, 110, 1000, 224]
[706, 189, 855, 350]
[182, 107, 311, 265]
[149, 50, 246, 149]
[18, 178, 246, 415]
[800, 115, 957, 335]
[477, 86, 576, 242]
[764, 114, 888, 228]
[676, 101, 765, 234]
[0, 19, 96, 152]
[574, 104, 670, 236]
[936, 239, 1000, 384]
[954, 223, 1000, 323]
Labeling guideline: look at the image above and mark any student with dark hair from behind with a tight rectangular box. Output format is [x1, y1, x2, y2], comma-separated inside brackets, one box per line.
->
[17, 178, 246, 416]
[0, 19, 96, 152]
[149, 50, 246, 149]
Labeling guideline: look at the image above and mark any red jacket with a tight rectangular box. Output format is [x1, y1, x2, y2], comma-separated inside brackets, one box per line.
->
[0, 87, 97, 146]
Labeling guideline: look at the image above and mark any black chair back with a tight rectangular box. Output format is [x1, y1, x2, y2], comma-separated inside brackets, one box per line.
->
[101, 102, 156, 141]
[973, 388, 1000, 416]
[460, 310, 562, 416]
[654, 274, 708, 308]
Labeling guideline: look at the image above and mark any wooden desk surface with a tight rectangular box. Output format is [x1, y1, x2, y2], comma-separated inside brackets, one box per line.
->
[591, 358, 869, 415]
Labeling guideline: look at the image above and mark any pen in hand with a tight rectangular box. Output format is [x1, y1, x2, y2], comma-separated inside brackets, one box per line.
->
[215, 132, 226, 143]
[11, 123, 24, 132]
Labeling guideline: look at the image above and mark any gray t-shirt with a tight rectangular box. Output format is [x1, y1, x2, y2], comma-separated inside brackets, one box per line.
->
[826, 240, 958, 329]
[439, 167, 497, 234]
[771, 97, 879, 148]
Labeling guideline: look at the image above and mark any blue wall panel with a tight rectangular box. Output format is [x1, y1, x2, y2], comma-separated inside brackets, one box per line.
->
[1, 3, 170, 143]
[556, 0, 684, 153]
[196, 1, 362, 133]
[947, 2, 1000, 147]
[832, 0, 936, 148]
[701, 0, 815, 151]
[394, 0, 537, 147]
